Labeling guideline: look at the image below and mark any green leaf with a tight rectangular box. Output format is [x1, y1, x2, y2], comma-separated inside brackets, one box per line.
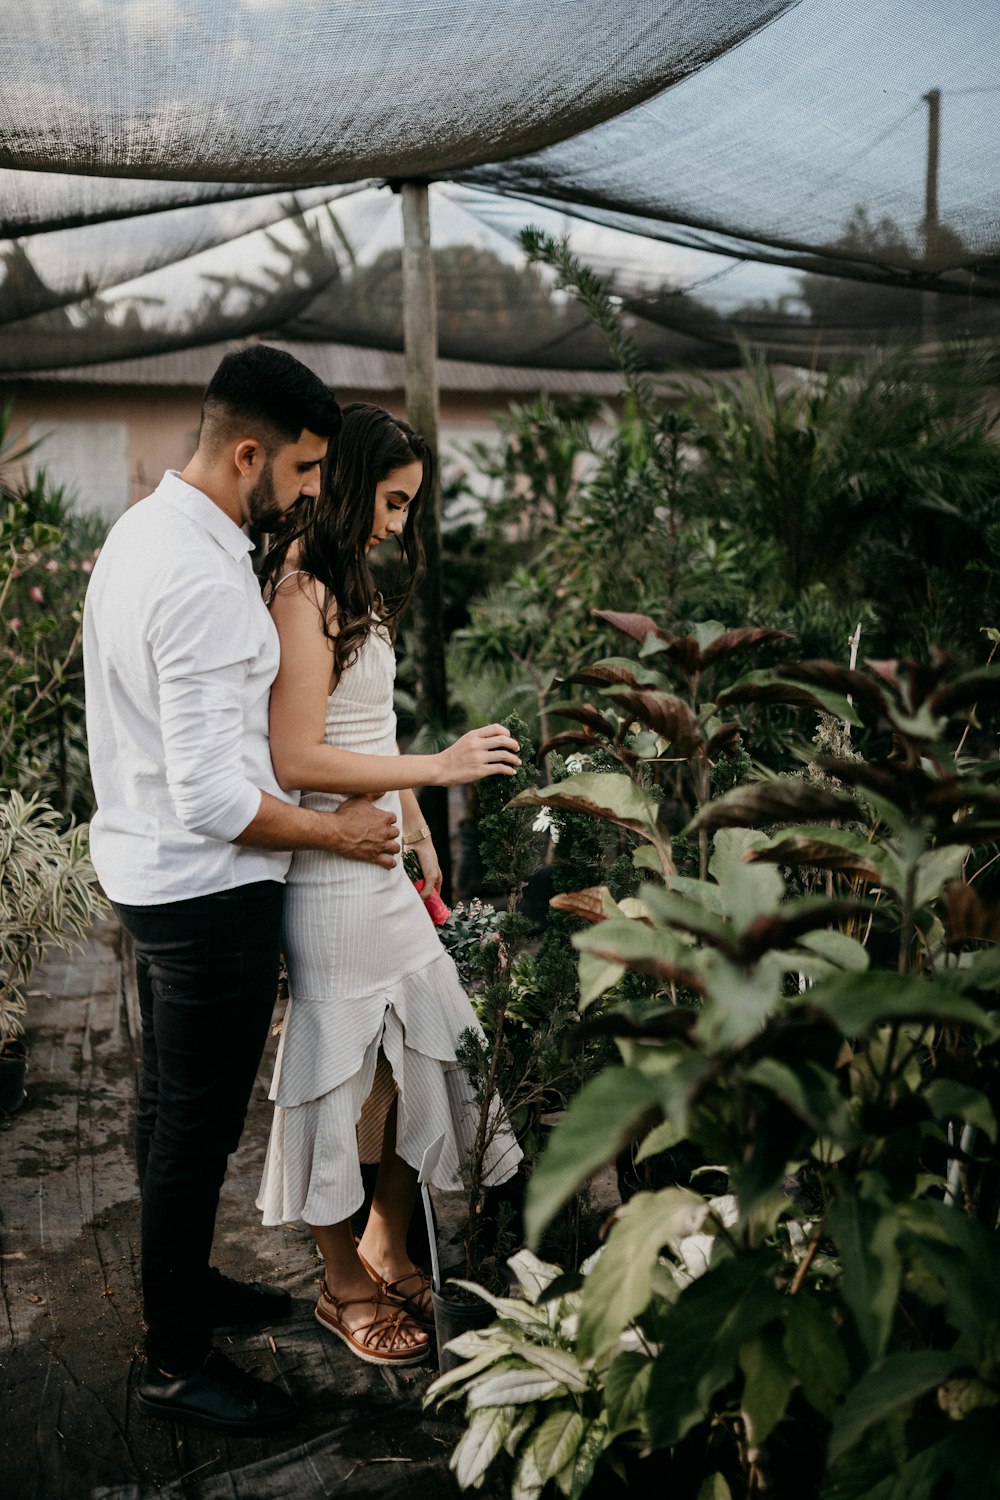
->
[923, 1078, 998, 1142]
[506, 1342, 590, 1394]
[511, 1432, 547, 1500]
[510, 773, 663, 840]
[688, 779, 862, 833]
[697, 1477, 733, 1500]
[709, 828, 786, 929]
[952, 945, 1000, 992]
[446, 1280, 548, 1327]
[578, 1189, 708, 1359]
[913, 845, 970, 908]
[604, 1351, 652, 1436]
[577, 950, 626, 1009]
[899, 1199, 1000, 1351]
[827, 1177, 901, 1364]
[633, 842, 664, 875]
[783, 1293, 851, 1420]
[751, 827, 894, 886]
[425, 1348, 510, 1404]
[743, 1056, 855, 1145]
[716, 669, 864, 726]
[646, 1252, 784, 1448]
[450, 1405, 515, 1489]
[796, 927, 870, 972]
[828, 1351, 965, 1465]
[524, 1068, 662, 1247]
[634, 1116, 683, 1164]
[531, 1408, 588, 1484]
[573, 915, 706, 992]
[504, 1402, 538, 1457]
[507, 1249, 563, 1304]
[567, 1419, 609, 1500]
[467, 1369, 566, 1410]
[739, 1323, 796, 1446]
[804, 971, 995, 1036]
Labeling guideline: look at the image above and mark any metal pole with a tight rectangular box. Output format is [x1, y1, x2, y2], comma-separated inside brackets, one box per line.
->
[921, 88, 941, 349]
[398, 179, 452, 898]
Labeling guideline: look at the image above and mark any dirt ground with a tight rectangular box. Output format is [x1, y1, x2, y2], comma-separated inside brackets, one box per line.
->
[0, 917, 484, 1500]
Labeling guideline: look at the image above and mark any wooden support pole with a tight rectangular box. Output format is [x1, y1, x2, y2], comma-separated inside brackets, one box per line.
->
[921, 88, 941, 349]
[398, 179, 452, 898]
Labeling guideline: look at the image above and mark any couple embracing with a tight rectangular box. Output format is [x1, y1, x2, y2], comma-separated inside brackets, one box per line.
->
[82, 345, 521, 1435]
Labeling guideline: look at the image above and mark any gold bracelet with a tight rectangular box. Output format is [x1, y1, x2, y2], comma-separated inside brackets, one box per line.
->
[403, 824, 431, 847]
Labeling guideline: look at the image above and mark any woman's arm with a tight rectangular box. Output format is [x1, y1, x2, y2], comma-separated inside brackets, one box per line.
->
[399, 786, 442, 894]
[268, 574, 520, 795]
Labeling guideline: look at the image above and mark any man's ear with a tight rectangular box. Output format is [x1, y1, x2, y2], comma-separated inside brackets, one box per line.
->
[234, 439, 262, 478]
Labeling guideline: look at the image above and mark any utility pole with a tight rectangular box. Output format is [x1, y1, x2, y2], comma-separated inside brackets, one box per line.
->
[921, 88, 941, 348]
[397, 179, 452, 898]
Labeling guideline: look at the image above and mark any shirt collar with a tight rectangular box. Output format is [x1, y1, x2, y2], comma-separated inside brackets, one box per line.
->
[155, 470, 255, 559]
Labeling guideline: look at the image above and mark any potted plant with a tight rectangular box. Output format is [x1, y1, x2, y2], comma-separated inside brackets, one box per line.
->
[0, 791, 105, 1111]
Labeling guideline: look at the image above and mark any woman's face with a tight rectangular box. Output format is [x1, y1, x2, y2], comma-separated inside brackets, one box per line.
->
[365, 458, 423, 552]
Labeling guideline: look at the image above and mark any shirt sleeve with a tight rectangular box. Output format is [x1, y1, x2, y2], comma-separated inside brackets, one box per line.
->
[147, 577, 264, 842]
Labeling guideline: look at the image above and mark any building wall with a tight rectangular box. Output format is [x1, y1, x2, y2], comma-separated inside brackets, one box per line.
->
[3, 381, 512, 517]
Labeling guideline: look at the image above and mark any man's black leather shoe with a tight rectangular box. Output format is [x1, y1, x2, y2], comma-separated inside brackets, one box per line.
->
[206, 1268, 293, 1329]
[136, 1349, 297, 1434]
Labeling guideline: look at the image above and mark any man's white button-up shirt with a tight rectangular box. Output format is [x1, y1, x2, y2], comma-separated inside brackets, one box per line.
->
[84, 470, 296, 905]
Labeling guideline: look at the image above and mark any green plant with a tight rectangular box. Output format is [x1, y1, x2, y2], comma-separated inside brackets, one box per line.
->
[425, 1248, 653, 1498]
[0, 791, 106, 1044]
[0, 426, 103, 819]
[440, 628, 1000, 1497]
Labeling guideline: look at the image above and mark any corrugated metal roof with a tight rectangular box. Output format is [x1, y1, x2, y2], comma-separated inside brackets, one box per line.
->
[5, 340, 625, 397]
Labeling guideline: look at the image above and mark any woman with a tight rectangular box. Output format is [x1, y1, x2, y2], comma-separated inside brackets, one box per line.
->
[256, 404, 522, 1366]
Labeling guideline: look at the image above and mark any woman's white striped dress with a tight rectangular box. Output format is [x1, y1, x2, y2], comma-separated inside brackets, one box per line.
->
[256, 622, 521, 1227]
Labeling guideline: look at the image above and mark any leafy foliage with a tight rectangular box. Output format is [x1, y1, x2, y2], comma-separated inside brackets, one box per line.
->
[1, 410, 105, 818]
[442, 629, 1000, 1498]
[0, 791, 106, 1041]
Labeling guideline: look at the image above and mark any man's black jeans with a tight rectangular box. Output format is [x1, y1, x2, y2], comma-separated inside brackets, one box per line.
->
[112, 881, 284, 1373]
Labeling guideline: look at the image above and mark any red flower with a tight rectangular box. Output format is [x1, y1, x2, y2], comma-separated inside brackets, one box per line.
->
[414, 879, 451, 926]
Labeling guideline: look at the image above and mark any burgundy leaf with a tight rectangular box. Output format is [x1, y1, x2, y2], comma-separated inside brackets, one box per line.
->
[698, 627, 792, 668]
[548, 701, 620, 739]
[929, 665, 1000, 716]
[717, 681, 848, 713]
[568, 662, 644, 689]
[739, 900, 872, 962]
[549, 886, 611, 924]
[706, 722, 744, 758]
[779, 660, 887, 714]
[747, 838, 883, 883]
[593, 609, 666, 643]
[539, 730, 603, 759]
[942, 882, 1000, 946]
[605, 689, 702, 756]
[688, 780, 861, 831]
[864, 658, 903, 693]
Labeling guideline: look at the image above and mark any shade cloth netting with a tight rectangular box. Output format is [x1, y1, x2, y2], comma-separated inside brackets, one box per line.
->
[0, 0, 996, 374]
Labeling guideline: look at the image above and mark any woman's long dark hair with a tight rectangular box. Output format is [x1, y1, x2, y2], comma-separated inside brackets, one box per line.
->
[262, 402, 430, 675]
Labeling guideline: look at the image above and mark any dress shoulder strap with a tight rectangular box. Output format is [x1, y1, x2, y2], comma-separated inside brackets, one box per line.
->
[264, 568, 307, 606]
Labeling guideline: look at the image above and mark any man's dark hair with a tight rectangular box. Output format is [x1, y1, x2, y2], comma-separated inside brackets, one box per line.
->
[199, 344, 342, 456]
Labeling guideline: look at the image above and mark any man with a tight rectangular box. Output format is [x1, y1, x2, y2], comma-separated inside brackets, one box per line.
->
[83, 345, 399, 1435]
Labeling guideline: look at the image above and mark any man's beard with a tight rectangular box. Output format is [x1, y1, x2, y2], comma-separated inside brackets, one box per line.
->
[246, 460, 284, 532]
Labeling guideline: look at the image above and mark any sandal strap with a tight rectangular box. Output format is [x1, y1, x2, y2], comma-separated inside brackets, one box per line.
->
[320, 1283, 423, 1354]
[356, 1251, 431, 1305]
[385, 1268, 432, 1300]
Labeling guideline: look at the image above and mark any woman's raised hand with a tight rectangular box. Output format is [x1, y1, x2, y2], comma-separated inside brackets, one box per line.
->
[434, 724, 521, 786]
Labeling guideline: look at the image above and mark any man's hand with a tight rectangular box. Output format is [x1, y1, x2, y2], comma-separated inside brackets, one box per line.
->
[328, 797, 400, 867]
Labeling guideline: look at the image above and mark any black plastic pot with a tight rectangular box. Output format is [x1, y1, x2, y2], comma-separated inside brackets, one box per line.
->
[0, 1039, 27, 1113]
[431, 1286, 494, 1373]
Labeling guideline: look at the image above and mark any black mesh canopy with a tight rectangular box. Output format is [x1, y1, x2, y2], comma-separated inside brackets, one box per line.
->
[0, 0, 996, 374]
